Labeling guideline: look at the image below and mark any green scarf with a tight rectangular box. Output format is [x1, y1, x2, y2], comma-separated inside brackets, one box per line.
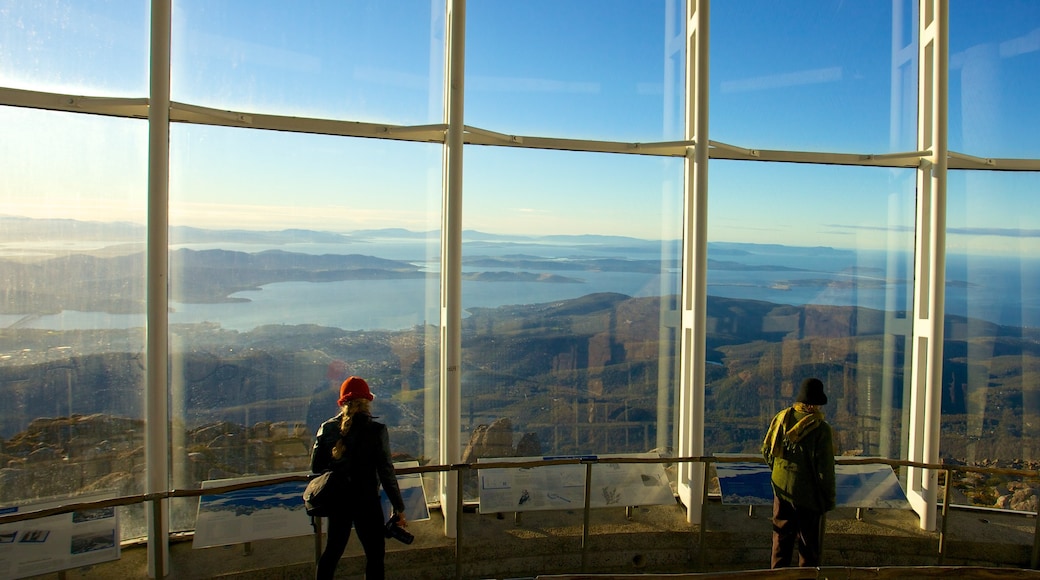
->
[766, 403, 825, 460]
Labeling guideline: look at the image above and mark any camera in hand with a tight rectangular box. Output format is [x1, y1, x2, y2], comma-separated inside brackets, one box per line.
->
[385, 513, 414, 545]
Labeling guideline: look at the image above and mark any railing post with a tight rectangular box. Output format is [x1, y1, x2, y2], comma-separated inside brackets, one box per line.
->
[1032, 469, 1040, 569]
[455, 464, 465, 580]
[149, 496, 165, 577]
[938, 467, 951, 564]
[581, 461, 593, 571]
[699, 457, 710, 570]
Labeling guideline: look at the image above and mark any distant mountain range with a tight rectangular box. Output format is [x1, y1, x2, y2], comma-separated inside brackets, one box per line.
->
[0, 217, 837, 316]
[0, 215, 671, 247]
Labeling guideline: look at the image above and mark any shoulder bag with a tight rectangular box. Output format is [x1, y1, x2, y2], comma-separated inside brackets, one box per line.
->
[303, 470, 347, 517]
[304, 434, 351, 517]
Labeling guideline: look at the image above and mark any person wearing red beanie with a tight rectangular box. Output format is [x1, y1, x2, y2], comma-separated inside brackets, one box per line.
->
[310, 376, 406, 580]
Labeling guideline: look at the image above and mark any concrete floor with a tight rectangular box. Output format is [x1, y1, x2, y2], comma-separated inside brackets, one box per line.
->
[22, 500, 1040, 579]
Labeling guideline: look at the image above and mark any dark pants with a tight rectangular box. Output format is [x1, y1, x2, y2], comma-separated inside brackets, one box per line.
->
[770, 495, 824, 568]
[316, 495, 386, 580]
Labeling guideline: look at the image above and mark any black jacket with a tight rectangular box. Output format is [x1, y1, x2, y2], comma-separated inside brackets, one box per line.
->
[310, 412, 406, 514]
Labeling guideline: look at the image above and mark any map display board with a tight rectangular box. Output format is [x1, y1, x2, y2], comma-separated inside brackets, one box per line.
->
[193, 474, 314, 549]
[477, 453, 675, 514]
[713, 456, 910, 509]
[194, 463, 429, 549]
[0, 491, 120, 580]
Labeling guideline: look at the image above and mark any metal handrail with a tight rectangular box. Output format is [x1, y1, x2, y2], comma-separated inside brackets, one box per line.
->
[2, 456, 1039, 576]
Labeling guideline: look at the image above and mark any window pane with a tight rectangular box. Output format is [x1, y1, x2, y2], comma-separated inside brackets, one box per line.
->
[466, 0, 685, 141]
[949, 1, 1040, 158]
[461, 146, 682, 489]
[0, 0, 149, 96]
[0, 106, 148, 537]
[706, 161, 915, 464]
[943, 170, 1040, 508]
[172, 0, 445, 124]
[712, 0, 917, 154]
[168, 125, 441, 531]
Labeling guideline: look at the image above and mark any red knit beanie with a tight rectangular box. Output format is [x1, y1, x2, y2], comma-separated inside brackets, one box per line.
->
[338, 376, 374, 406]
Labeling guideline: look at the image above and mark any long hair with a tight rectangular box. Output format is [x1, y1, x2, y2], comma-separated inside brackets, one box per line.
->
[331, 398, 370, 460]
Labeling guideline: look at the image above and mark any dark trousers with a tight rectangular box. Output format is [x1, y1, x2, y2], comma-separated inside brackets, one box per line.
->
[770, 495, 824, 568]
[316, 496, 386, 580]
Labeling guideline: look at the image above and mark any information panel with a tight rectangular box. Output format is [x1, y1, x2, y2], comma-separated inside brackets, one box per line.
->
[193, 474, 314, 549]
[0, 491, 120, 580]
[714, 457, 909, 509]
[477, 453, 675, 514]
[379, 461, 431, 522]
[194, 462, 429, 549]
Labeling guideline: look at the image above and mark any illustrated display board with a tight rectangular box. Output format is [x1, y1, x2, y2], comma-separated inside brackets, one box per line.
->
[194, 462, 429, 549]
[0, 491, 120, 580]
[193, 474, 314, 549]
[713, 456, 910, 509]
[834, 463, 911, 508]
[713, 459, 774, 506]
[477, 453, 674, 514]
[379, 461, 431, 522]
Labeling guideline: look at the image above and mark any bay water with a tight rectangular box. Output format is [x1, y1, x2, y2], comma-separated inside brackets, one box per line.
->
[2, 240, 1038, 332]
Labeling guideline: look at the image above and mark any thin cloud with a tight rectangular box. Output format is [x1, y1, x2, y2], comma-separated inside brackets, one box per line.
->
[637, 82, 664, 96]
[720, 67, 843, 94]
[188, 31, 322, 74]
[353, 65, 430, 90]
[827, 224, 913, 234]
[832, 223, 1040, 238]
[948, 226, 1040, 238]
[470, 75, 599, 94]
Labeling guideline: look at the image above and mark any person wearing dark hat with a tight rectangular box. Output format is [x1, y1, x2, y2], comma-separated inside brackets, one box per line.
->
[761, 377, 836, 568]
[311, 376, 407, 580]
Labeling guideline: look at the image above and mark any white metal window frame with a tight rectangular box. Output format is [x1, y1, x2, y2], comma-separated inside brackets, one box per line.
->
[5, 0, 1040, 574]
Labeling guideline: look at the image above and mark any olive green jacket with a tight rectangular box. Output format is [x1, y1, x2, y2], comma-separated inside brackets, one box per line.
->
[761, 407, 836, 512]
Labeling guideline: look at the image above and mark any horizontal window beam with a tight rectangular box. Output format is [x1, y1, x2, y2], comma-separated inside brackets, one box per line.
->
[3, 87, 1039, 172]
[170, 102, 448, 143]
[0, 87, 148, 118]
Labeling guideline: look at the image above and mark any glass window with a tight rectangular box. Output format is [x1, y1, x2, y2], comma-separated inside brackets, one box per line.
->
[460, 145, 682, 481]
[0, 0, 149, 96]
[167, 125, 441, 531]
[949, 1, 1040, 158]
[172, 0, 445, 125]
[943, 170, 1040, 507]
[466, 0, 685, 142]
[711, 0, 917, 154]
[706, 161, 915, 463]
[0, 106, 148, 537]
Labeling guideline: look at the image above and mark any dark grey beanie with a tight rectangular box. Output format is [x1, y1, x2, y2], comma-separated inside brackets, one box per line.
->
[796, 377, 828, 405]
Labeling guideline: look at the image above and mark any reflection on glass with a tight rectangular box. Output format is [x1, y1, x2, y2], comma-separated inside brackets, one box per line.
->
[167, 125, 441, 531]
[706, 161, 915, 464]
[459, 146, 682, 498]
[943, 171, 1040, 508]
[466, 0, 684, 142]
[0, 107, 148, 537]
[711, 0, 917, 153]
[949, 2, 1040, 158]
[172, 0, 445, 124]
[0, 1, 149, 96]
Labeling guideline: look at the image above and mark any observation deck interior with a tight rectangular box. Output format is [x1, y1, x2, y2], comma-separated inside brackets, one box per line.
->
[4, 1, 1040, 579]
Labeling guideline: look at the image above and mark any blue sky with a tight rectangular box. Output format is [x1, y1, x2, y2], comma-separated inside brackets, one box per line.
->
[1, 1, 1038, 253]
